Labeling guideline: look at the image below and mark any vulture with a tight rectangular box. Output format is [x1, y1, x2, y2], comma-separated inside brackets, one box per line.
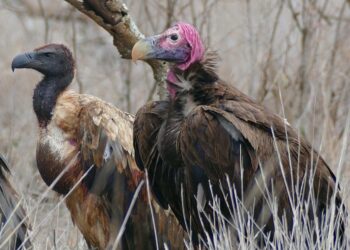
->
[11, 44, 184, 249]
[132, 22, 345, 245]
[0, 155, 31, 249]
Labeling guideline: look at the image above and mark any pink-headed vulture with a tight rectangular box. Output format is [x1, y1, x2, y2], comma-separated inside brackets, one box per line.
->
[131, 22, 345, 245]
[12, 44, 184, 250]
[0, 155, 31, 249]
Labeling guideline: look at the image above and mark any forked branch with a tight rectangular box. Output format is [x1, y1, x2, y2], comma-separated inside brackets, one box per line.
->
[64, 0, 167, 99]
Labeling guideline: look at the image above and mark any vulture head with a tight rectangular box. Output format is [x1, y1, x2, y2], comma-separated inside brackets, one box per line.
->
[132, 22, 205, 70]
[12, 44, 74, 77]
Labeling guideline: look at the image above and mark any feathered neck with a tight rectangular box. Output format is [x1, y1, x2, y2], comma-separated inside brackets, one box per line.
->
[166, 51, 219, 99]
[33, 72, 73, 127]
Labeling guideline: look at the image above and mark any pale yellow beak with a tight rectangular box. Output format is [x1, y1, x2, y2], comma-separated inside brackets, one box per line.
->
[131, 39, 152, 62]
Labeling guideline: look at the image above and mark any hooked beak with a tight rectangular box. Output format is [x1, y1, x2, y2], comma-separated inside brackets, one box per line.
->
[11, 51, 37, 72]
[131, 37, 157, 62]
[131, 35, 190, 63]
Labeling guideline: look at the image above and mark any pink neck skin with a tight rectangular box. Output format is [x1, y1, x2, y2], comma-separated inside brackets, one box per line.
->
[165, 23, 205, 99]
[166, 70, 179, 99]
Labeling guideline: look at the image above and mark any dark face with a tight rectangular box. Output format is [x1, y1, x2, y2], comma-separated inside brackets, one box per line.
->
[11, 44, 74, 76]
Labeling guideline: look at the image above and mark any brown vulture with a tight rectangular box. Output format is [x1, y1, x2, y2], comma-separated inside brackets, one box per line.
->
[131, 22, 345, 246]
[0, 155, 31, 249]
[11, 44, 184, 249]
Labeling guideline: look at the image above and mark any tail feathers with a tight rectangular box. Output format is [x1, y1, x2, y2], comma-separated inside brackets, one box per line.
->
[0, 155, 31, 249]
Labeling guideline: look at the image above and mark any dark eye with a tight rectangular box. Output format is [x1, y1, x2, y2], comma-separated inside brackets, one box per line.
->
[170, 34, 178, 41]
[44, 53, 52, 58]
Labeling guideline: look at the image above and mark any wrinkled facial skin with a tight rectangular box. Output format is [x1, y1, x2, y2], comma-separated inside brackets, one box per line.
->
[133, 26, 191, 64]
[132, 22, 205, 71]
[155, 25, 192, 63]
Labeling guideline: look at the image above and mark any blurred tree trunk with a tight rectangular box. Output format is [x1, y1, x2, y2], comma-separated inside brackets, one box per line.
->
[63, 1, 185, 249]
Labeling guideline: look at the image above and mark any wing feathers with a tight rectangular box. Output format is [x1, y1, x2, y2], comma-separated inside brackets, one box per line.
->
[0, 155, 31, 249]
[77, 97, 186, 249]
[179, 106, 259, 188]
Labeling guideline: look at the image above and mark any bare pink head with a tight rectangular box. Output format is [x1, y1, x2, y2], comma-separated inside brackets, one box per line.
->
[132, 22, 205, 70]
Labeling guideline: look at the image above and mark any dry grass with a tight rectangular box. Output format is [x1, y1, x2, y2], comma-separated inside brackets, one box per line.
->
[0, 0, 349, 249]
[184, 114, 349, 250]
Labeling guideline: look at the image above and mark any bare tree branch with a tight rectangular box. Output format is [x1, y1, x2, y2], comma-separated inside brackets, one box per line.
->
[64, 0, 167, 99]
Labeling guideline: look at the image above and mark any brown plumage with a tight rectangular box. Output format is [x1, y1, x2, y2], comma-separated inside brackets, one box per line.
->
[0, 155, 31, 249]
[132, 23, 345, 246]
[12, 44, 184, 249]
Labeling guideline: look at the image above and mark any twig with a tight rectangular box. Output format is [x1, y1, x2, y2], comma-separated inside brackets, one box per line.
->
[72, 20, 84, 93]
[124, 60, 133, 112]
[245, 0, 256, 95]
[0, 153, 81, 248]
[325, 0, 347, 83]
[258, 0, 285, 102]
[38, 0, 50, 43]
[111, 179, 145, 250]
[287, 0, 303, 32]
[17, 165, 95, 249]
[145, 170, 159, 250]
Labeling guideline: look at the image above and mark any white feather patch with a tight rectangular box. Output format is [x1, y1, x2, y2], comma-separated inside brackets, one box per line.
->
[176, 74, 192, 91]
[40, 124, 74, 161]
[183, 95, 197, 117]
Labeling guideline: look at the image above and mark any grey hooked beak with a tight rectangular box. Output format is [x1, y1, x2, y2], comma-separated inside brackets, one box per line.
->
[11, 52, 37, 72]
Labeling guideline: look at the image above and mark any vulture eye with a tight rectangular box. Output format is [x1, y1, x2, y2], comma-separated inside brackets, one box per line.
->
[170, 34, 179, 41]
[43, 52, 53, 58]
